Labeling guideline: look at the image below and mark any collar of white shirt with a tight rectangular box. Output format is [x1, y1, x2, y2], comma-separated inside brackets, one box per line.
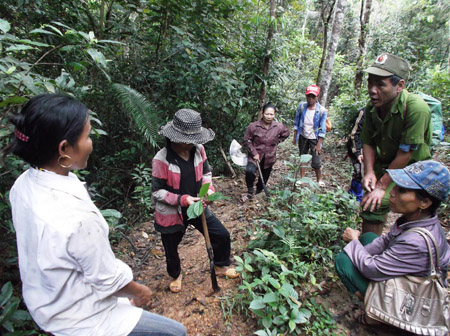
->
[30, 167, 91, 201]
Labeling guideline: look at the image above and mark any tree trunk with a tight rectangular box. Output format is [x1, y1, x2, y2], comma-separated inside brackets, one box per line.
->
[155, 0, 171, 70]
[257, 0, 276, 120]
[316, 0, 336, 84]
[354, 0, 373, 95]
[318, 0, 347, 105]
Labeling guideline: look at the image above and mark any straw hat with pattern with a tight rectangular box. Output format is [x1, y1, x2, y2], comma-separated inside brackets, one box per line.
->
[159, 109, 215, 144]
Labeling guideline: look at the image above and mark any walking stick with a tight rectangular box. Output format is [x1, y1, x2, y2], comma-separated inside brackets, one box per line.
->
[256, 160, 270, 199]
[200, 209, 220, 293]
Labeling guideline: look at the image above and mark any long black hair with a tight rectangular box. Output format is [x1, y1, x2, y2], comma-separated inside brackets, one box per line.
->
[5, 93, 89, 168]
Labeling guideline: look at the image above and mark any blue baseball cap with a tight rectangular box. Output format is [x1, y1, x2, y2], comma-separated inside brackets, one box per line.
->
[387, 160, 450, 201]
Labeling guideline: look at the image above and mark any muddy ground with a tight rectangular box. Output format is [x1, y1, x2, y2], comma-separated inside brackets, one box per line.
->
[116, 135, 450, 336]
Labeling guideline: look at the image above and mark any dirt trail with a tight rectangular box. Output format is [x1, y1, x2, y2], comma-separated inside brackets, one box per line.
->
[116, 136, 447, 336]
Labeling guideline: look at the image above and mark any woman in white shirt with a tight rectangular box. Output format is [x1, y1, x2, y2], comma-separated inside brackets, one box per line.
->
[6, 94, 186, 336]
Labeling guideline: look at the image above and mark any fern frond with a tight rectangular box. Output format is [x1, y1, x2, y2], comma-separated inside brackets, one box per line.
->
[111, 83, 162, 148]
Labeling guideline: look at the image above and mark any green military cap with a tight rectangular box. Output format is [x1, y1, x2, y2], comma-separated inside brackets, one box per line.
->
[364, 53, 410, 79]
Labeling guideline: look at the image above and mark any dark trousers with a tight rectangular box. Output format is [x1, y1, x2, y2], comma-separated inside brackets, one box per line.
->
[298, 135, 321, 169]
[161, 213, 231, 279]
[245, 157, 272, 194]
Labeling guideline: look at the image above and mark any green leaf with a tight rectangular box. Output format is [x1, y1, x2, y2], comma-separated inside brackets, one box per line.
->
[0, 19, 11, 33]
[244, 263, 254, 272]
[279, 283, 297, 299]
[254, 331, 269, 336]
[6, 66, 17, 75]
[291, 307, 308, 323]
[29, 28, 58, 36]
[16, 39, 50, 47]
[43, 24, 64, 36]
[234, 255, 243, 264]
[268, 277, 281, 289]
[187, 201, 203, 220]
[249, 298, 265, 310]
[206, 192, 229, 201]
[273, 315, 286, 325]
[263, 292, 278, 303]
[0, 282, 13, 307]
[262, 316, 272, 329]
[288, 319, 296, 332]
[98, 39, 125, 45]
[5, 44, 35, 52]
[12, 309, 32, 320]
[0, 96, 28, 107]
[100, 209, 122, 218]
[0, 298, 20, 326]
[300, 308, 312, 319]
[43, 82, 56, 93]
[300, 154, 312, 163]
[198, 183, 210, 198]
[111, 84, 162, 148]
[86, 48, 108, 68]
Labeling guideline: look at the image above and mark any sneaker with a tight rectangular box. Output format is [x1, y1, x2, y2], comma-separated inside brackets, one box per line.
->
[318, 180, 326, 187]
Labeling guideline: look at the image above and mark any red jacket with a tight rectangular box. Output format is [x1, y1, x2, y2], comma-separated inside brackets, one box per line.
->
[243, 119, 290, 169]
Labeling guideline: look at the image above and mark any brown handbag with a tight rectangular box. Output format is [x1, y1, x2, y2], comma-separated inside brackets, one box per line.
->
[364, 227, 450, 335]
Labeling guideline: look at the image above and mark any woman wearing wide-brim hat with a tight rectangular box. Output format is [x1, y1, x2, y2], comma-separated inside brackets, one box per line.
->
[152, 109, 239, 293]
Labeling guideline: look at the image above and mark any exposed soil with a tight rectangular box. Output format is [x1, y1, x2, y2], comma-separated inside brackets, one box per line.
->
[116, 135, 450, 336]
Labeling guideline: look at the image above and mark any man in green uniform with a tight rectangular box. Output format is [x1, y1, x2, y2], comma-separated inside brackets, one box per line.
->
[360, 53, 432, 234]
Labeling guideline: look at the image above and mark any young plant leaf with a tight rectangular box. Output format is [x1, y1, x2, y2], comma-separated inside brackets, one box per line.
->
[198, 183, 210, 198]
[187, 200, 203, 220]
[206, 192, 229, 201]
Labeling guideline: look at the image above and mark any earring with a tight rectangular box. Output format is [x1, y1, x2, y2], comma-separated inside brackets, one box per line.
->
[58, 155, 73, 169]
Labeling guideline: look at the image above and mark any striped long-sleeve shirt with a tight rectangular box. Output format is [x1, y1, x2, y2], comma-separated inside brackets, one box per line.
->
[151, 144, 214, 233]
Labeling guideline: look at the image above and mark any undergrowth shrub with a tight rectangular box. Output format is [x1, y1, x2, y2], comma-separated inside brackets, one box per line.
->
[234, 158, 360, 335]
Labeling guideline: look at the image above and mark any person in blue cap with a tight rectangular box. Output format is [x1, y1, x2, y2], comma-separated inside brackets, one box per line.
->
[335, 160, 450, 326]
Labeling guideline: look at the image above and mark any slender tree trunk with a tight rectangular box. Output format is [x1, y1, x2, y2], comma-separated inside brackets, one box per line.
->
[354, 0, 373, 95]
[316, 0, 336, 84]
[98, 0, 106, 39]
[258, 0, 276, 120]
[155, 0, 171, 70]
[319, 0, 347, 105]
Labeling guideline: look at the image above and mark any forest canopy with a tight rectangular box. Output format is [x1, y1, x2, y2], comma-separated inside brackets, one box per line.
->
[1, 0, 449, 333]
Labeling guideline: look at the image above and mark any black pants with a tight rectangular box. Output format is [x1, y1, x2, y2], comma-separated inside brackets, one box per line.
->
[161, 212, 231, 279]
[245, 156, 272, 194]
[298, 135, 321, 169]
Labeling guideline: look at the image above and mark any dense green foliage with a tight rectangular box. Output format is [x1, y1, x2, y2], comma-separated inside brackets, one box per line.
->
[234, 158, 360, 335]
[0, 0, 449, 333]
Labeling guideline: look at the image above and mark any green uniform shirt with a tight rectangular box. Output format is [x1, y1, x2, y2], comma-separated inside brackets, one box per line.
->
[360, 89, 432, 223]
[361, 89, 432, 177]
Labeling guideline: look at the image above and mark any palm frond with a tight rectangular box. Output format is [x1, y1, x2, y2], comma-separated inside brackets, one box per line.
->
[111, 83, 162, 148]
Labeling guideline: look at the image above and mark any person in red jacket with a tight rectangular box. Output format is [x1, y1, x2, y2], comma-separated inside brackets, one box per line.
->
[152, 109, 239, 293]
[242, 102, 290, 200]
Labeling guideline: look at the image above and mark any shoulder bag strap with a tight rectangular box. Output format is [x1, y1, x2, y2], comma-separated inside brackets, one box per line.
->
[404, 227, 440, 276]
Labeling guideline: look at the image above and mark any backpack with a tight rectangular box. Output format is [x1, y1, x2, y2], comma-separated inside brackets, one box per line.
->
[417, 92, 443, 152]
[404, 92, 443, 154]
[325, 114, 332, 132]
